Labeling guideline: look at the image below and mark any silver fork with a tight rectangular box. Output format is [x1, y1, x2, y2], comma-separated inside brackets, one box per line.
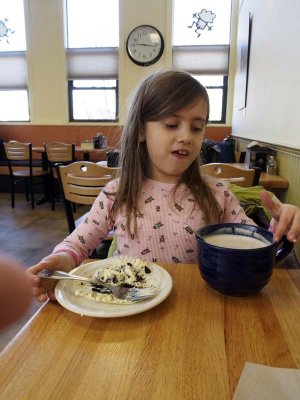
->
[37, 269, 157, 302]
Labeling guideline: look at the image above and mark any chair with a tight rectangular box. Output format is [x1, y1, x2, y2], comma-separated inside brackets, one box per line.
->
[200, 163, 261, 187]
[44, 142, 76, 211]
[235, 151, 246, 163]
[4, 140, 50, 209]
[200, 138, 236, 164]
[57, 161, 120, 258]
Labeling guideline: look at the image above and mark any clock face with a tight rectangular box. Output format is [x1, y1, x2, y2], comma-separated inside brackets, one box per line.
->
[126, 25, 164, 66]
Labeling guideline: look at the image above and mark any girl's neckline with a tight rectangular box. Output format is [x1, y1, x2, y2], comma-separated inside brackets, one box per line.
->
[144, 178, 186, 191]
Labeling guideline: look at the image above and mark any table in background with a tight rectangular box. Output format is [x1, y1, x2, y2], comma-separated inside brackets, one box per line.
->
[33, 146, 113, 162]
[233, 163, 289, 190]
[0, 263, 300, 399]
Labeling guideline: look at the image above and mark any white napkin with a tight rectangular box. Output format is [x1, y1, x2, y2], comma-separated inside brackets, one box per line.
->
[233, 362, 300, 400]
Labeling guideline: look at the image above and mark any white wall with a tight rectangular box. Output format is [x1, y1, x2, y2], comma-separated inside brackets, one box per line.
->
[25, 0, 68, 124]
[20, 0, 236, 126]
[232, 0, 300, 149]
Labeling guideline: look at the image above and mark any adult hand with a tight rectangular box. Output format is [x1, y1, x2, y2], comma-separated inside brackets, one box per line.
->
[260, 190, 300, 242]
[0, 254, 33, 330]
[26, 252, 75, 302]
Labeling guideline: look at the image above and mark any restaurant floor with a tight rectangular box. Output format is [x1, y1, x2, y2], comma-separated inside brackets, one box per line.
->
[0, 192, 299, 353]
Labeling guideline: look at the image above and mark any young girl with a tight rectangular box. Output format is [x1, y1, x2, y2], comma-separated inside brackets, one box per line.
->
[28, 70, 300, 302]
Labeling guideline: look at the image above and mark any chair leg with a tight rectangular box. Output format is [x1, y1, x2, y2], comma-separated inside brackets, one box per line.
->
[10, 179, 15, 208]
[25, 179, 30, 202]
[29, 177, 35, 209]
[50, 176, 56, 211]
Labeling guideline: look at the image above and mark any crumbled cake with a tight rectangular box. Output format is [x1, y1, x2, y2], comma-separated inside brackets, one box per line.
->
[92, 256, 151, 288]
[74, 257, 152, 304]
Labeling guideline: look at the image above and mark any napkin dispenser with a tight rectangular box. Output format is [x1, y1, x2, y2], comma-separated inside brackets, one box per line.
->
[245, 142, 275, 172]
[80, 140, 94, 150]
[93, 134, 107, 149]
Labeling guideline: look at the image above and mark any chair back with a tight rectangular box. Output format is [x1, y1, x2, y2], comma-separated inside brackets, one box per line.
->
[4, 140, 31, 163]
[44, 142, 75, 163]
[57, 161, 120, 232]
[44, 142, 75, 176]
[4, 140, 33, 177]
[200, 163, 261, 187]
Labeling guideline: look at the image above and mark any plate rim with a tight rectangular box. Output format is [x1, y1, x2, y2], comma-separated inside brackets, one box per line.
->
[54, 258, 173, 318]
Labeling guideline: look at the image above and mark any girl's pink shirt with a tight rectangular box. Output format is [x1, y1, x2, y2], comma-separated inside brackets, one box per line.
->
[53, 178, 256, 265]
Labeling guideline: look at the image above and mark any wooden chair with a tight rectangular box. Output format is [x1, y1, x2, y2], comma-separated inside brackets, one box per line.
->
[57, 161, 120, 258]
[4, 140, 50, 209]
[200, 163, 261, 187]
[44, 142, 76, 211]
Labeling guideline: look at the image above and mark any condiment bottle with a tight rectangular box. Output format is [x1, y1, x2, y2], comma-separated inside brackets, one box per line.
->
[266, 156, 277, 175]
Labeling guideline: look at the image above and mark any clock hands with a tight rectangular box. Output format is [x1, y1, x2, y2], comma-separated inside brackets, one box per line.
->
[134, 43, 157, 47]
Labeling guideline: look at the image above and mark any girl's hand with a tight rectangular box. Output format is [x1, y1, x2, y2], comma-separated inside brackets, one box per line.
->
[26, 252, 75, 302]
[260, 190, 300, 242]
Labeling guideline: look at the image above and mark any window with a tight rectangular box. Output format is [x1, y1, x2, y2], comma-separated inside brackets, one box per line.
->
[173, 0, 232, 123]
[68, 80, 118, 121]
[194, 75, 227, 122]
[0, 0, 29, 121]
[65, 0, 119, 122]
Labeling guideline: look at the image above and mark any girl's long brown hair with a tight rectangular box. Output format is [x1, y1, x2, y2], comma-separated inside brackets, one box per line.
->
[110, 69, 221, 233]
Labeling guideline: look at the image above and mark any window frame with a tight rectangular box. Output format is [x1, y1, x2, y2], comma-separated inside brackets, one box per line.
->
[205, 75, 228, 124]
[68, 79, 119, 123]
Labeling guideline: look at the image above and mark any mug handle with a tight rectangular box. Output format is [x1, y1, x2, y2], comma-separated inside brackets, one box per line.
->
[275, 236, 294, 263]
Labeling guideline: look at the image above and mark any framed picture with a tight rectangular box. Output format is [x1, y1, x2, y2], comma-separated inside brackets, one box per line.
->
[237, 12, 252, 111]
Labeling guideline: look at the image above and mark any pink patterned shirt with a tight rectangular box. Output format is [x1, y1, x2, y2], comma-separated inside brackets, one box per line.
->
[53, 178, 255, 265]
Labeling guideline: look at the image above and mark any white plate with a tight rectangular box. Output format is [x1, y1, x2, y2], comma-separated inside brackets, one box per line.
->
[55, 258, 173, 318]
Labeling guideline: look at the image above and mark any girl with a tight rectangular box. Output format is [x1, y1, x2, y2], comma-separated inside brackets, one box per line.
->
[28, 70, 300, 302]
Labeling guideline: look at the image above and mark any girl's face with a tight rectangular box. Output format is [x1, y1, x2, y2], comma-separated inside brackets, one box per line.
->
[140, 99, 207, 184]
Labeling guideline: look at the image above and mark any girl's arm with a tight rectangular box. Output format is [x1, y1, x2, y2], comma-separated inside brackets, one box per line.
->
[53, 184, 116, 265]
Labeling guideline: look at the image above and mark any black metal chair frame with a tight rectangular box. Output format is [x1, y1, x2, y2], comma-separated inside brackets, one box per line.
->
[4, 141, 49, 209]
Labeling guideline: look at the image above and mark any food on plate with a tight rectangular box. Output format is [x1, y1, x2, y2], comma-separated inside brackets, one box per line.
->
[74, 257, 153, 304]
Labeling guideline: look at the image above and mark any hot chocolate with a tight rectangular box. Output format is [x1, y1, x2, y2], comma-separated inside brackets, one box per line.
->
[203, 233, 269, 249]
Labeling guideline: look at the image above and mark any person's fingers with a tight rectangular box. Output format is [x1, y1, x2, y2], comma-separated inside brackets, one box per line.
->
[273, 206, 294, 242]
[260, 190, 300, 242]
[27, 259, 52, 275]
[286, 210, 300, 242]
[47, 289, 56, 301]
[37, 292, 49, 303]
[26, 260, 58, 301]
[33, 285, 56, 302]
[260, 191, 283, 221]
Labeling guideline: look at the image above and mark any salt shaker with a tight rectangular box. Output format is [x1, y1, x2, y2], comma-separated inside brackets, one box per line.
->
[266, 155, 277, 175]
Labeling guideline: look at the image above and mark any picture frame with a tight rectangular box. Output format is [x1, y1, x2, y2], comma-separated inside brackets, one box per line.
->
[237, 12, 252, 111]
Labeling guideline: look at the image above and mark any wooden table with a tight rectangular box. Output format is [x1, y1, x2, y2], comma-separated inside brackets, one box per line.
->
[259, 171, 289, 189]
[234, 163, 289, 189]
[1, 263, 300, 400]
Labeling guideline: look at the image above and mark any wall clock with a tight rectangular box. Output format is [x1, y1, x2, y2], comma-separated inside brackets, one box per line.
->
[126, 25, 164, 66]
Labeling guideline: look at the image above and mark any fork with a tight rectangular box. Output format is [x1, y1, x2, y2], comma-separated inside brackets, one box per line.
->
[37, 269, 157, 302]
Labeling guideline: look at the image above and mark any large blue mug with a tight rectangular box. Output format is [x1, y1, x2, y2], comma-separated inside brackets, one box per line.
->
[196, 223, 293, 296]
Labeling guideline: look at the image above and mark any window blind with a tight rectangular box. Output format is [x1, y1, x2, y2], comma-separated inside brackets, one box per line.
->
[67, 47, 118, 80]
[0, 51, 27, 88]
[173, 45, 229, 75]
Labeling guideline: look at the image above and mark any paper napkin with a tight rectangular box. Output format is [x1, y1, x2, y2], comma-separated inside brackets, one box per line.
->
[233, 362, 300, 400]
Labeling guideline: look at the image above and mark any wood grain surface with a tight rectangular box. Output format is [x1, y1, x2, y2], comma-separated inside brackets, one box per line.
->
[0, 264, 299, 400]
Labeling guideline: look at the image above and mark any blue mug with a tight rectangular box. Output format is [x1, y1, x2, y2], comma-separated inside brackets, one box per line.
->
[196, 223, 293, 296]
